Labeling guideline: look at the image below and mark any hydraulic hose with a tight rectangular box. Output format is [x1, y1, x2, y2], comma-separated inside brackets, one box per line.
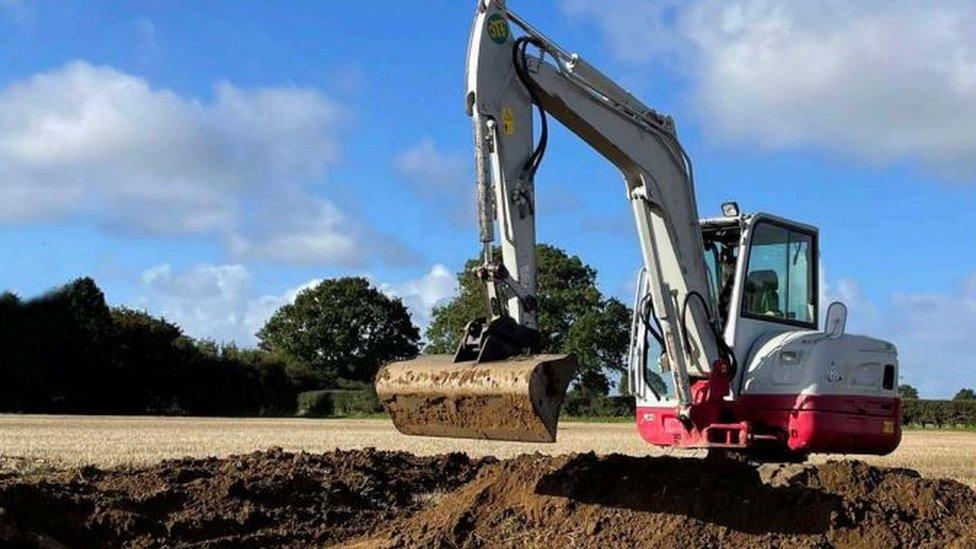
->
[681, 290, 738, 378]
[512, 36, 548, 185]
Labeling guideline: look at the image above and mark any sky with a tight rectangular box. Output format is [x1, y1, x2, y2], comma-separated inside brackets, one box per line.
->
[0, 0, 974, 397]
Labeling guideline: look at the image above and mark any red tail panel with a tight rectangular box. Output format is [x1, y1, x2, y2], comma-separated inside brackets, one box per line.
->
[636, 393, 901, 456]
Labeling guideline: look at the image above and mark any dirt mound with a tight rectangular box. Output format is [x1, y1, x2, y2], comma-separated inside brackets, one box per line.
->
[0, 447, 491, 548]
[368, 453, 976, 548]
[1, 449, 974, 548]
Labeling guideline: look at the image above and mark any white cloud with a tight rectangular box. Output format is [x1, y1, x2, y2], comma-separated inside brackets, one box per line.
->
[134, 263, 456, 346]
[565, 0, 976, 179]
[138, 263, 266, 346]
[563, 0, 688, 65]
[228, 201, 359, 267]
[394, 138, 474, 226]
[0, 60, 407, 266]
[135, 263, 322, 346]
[380, 264, 458, 330]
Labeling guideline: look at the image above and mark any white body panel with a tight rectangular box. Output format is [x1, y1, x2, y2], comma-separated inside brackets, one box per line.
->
[739, 331, 898, 398]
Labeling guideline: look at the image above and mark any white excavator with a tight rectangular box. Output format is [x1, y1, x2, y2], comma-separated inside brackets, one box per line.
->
[376, 0, 901, 461]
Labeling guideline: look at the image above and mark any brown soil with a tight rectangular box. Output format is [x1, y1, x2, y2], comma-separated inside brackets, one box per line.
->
[0, 447, 491, 548]
[368, 453, 976, 548]
[1, 449, 974, 548]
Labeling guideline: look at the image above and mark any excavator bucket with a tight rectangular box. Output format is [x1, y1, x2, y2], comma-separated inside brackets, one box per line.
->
[375, 354, 578, 443]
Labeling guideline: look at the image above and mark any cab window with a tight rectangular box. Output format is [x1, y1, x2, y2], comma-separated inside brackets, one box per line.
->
[742, 222, 816, 326]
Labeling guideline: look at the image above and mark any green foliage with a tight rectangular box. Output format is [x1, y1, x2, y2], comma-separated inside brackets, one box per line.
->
[424, 258, 490, 355]
[953, 388, 976, 401]
[562, 390, 634, 418]
[0, 277, 117, 412]
[0, 278, 300, 416]
[898, 384, 919, 400]
[901, 399, 976, 427]
[297, 389, 380, 417]
[258, 277, 420, 385]
[563, 297, 631, 395]
[616, 371, 632, 396]
[425, 244, 631, 394]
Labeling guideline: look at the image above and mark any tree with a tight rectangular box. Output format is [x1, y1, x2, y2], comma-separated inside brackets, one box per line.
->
[425, 244, 631, 394]
[0, 278, 306, 416]
[953, 388, 976, 401]
[562, 297, 631, 395]
[258, 277, 420, 385]
[898, 384, 919, 400]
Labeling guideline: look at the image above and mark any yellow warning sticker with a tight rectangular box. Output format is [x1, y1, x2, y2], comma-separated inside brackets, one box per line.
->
[501, 107, 516, 135]
[882, 420, 894, 434]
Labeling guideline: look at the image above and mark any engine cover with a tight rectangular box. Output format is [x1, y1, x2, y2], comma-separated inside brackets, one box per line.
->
[635, 331, 902, 456]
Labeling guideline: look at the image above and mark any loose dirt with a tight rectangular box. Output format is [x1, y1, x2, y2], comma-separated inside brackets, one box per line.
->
[1, 448, 974, 548]
[0, 448, 491, 548]
[368, 453, 976, 548]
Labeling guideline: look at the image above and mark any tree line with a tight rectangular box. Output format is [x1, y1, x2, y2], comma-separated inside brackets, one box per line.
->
[0, 277, 419, 415]
[0, 244, 630, 416]
[4, 244, 968, 419]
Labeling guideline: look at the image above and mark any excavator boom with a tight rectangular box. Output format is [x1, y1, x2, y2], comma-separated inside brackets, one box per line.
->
[377, 0, 727, 442]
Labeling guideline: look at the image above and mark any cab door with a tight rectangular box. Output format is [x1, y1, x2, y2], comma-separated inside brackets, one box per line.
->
[726, 215, 820, 393]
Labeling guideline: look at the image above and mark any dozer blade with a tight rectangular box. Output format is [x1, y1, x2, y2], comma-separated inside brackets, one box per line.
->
[375, 354, 578, 443]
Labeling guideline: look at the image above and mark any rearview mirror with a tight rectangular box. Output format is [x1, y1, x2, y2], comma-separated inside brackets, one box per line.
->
[824, 301, 847, 339]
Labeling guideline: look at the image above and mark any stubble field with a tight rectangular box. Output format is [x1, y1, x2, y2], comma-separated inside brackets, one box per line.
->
[1, 414, 974, 487]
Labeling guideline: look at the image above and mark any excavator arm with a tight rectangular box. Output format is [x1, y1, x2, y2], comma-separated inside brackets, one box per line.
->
[376, 1, 733, 441]
[466, 2, 728, 410]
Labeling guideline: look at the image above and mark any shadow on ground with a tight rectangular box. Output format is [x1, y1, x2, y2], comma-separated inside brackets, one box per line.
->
[534, 453, 841, 536]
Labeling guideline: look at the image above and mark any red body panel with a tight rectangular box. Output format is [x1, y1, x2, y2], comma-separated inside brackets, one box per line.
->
[636, 392, 901, 456]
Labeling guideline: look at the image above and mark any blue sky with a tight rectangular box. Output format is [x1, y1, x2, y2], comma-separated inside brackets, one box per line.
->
[1, 1, 974, 397]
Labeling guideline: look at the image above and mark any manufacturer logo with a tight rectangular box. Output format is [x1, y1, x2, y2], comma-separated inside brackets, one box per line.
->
[485, 13, 509, 44]
[501, 107, 516, 135]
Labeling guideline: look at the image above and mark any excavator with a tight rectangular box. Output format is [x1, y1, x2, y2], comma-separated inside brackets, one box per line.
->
[376, 0, 901, 461]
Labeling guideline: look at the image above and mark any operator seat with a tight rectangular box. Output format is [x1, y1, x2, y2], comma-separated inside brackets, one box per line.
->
[745, 270, 781, 317]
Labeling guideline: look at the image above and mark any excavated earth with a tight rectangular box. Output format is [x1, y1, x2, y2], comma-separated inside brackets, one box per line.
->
[0, 448, 491, 548]
[1, 448, 975, 548]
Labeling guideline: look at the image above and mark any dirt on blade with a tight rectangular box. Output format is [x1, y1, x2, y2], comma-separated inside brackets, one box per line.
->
[0, 447, 492, 548]
[363, 453, 976, 548]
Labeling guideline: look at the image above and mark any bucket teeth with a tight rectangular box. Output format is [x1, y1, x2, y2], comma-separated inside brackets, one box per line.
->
[375, 354, 578, 443]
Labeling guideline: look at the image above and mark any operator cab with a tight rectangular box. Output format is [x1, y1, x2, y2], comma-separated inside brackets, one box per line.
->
[700, 204, 819, 343]
[633, 204, 821, 404]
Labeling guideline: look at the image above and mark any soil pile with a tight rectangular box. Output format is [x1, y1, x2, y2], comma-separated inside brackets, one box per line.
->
[369, 453, 976, 548]
[1, 449, 974, 548]
[0, 447, 491, 548]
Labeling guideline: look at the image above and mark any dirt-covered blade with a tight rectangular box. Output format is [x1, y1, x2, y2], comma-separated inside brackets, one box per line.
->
[375, 354, 578, 443]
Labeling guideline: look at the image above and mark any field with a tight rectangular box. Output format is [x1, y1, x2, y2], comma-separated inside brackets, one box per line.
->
[1, 414, 975, 546]
[1, 414, 975, 484]
[1, 414, 975, 486]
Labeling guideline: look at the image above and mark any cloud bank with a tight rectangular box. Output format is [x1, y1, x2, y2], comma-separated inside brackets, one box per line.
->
[566, 0, 976, 178]
[134, 263, 458, 346]
[0, 60, 406, 266]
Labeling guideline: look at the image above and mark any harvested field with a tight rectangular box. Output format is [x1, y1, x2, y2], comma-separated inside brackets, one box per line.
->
[1, 415, 975, 488]
[1, 448, 974, 547]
